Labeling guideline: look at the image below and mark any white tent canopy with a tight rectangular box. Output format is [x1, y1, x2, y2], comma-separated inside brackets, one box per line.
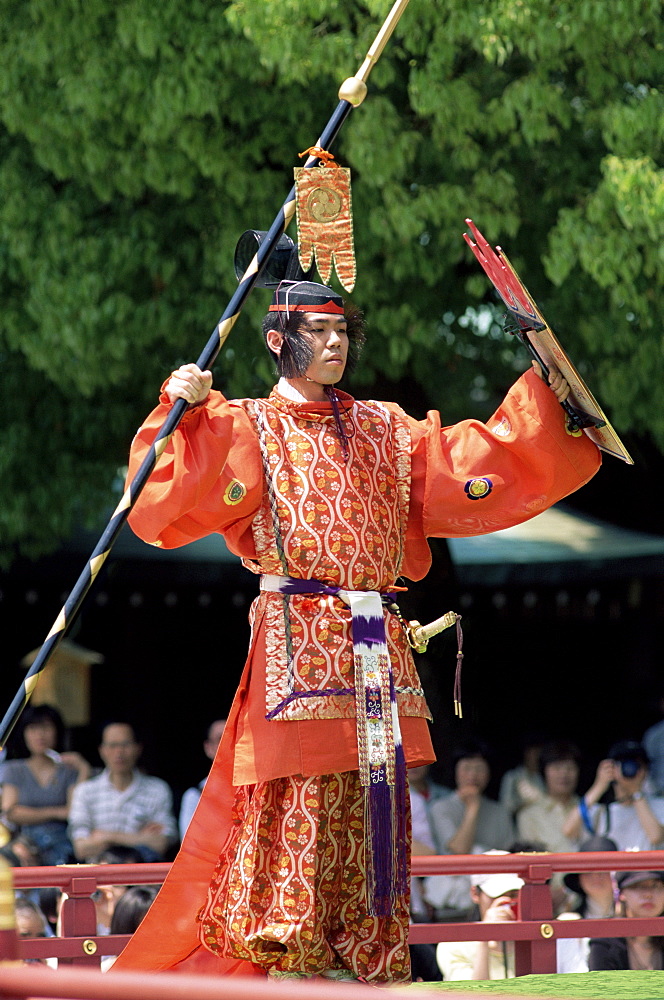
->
[448, 504, 664, 585]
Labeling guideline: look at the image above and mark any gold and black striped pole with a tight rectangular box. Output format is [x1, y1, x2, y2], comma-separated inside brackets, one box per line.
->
[0, 0, 411, 753]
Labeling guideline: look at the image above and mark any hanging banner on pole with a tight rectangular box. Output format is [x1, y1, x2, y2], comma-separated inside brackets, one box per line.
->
[294, 146, 356, 292]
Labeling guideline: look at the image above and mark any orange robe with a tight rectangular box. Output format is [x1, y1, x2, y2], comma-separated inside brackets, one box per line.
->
[114, 371, 600, 974]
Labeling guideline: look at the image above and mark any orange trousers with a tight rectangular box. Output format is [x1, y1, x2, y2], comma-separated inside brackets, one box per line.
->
[198, 771, 411, 982]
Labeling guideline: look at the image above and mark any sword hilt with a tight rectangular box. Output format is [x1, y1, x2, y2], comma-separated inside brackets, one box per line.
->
[406, 611, 458, 653]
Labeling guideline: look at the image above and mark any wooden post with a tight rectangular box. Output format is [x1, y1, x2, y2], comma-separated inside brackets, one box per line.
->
[514, 862, 556, 975]
[58, 876, 101, 967]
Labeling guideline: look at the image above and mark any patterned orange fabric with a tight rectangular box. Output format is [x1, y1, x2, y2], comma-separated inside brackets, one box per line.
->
[239, 394, 428, 723]
[199, 771, 411, 981]
[243, 395, 410, 585]
[294, 165, 356, 292]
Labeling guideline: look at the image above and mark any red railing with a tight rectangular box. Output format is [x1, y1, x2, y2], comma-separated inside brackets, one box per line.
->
[411, 849, 664, 976]
[5, 850, 664, 977]
[9, 862, 168, 966]
[2, 964, 446, 1000]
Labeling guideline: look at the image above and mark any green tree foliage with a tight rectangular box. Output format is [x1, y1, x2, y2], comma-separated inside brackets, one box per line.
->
[0, 0, 661, 563]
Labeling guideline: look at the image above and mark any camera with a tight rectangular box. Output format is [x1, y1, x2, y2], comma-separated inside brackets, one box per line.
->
[619, 759, 641, 779]
[608, 741, 648, 781]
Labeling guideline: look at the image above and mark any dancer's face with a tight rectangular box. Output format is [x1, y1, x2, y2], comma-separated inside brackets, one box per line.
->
[300, 313, 349, 385]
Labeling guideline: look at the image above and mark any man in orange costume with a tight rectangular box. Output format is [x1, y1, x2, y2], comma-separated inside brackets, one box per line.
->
[115, 281, 600, 982]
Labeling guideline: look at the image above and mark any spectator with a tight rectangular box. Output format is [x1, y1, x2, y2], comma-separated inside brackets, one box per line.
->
[517, 741, 583, 862]
[563, 741, 664, 851]
[424, 744, 514, 921]
[643, 694, 664, 795]
[15, 896, 51, 938]
[15, 896, 58, 968]
[562, 835, 618, 919]
[89, 846, 147, 935]
[92, 845, 145, 866]
[508, 838, 570, 917]
[92, 844, 143, 865]
[178, 719, 226, 839]
[1, 835, 44, 909]
[0, 705, 91, 865]
[101, 885, 160, 970]
[92, 886, 121, 936]
[407, 765, 450, 979]
[38, 887, 61, 937]
[589, 871, 664, 971]
[68, 722, 177, 862]
[499, 735, 546, 819]
[1, 834, 42, 868]
[110, 884, 159, 935]
[409, 764, 451, 919]
[431, 744, 515, 854]
[556, 835, 618, 973]
[409, 764, 452, 855]
[436, 856, 523, 980]
[53, 844, 147, 946]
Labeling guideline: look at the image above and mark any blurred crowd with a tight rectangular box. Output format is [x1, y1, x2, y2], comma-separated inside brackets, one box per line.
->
[0, 705, 225, 969]
[409, 730, 664, 980]
[3, 704, 664, 979]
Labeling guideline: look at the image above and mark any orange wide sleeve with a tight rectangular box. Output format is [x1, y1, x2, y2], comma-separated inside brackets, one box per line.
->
[126, 389, 264, 555]
[398, 368, 602, 580]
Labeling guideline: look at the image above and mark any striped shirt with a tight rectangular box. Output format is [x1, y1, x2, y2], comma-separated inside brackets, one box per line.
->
[68, 769, 177, 844]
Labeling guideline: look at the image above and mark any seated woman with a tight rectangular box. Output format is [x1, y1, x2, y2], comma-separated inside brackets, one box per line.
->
[589, 870, 664, 971]
[0, 705, 91, 865]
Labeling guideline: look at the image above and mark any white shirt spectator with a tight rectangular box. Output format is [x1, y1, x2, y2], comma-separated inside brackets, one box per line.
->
[179, 780, 205, 840]
[177, 720, 226, 840]
[69, 769, 177, 850]
[518, 796, 581, 853]
[592, 797, 664, 851]
[643, 720, 664, 795]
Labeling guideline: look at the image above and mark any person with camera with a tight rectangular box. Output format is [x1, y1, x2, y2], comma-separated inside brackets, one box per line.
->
[436, 857, 524, 981]
[563, 741, 664, 850]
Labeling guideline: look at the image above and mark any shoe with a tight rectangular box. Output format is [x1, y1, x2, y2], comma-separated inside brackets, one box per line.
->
[267, 969, 313, 980]
[319, 969, 360, 982]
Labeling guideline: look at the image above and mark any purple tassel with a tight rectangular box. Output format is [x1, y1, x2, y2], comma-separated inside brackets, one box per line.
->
[364, 659, 410, 917]
[365, 769, 394, 917]
[364, 759, 409, 916]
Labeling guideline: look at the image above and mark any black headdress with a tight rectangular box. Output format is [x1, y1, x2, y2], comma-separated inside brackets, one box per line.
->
[234, 230, 364, 380]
